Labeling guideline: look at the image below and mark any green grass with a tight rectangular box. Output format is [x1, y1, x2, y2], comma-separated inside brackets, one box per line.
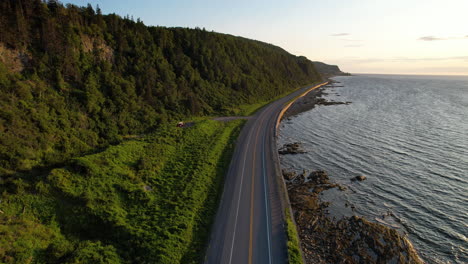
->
[285, 209, 304, 264]
[0, 119, 244, 263]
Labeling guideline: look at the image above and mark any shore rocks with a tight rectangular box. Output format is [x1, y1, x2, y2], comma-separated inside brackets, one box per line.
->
[351, 175, 367, 182]
[282, 80, 352, 119]
[316, 98, 351, 106]
[282, 169, 296, 181]
[284, 169, 424, 264]
[279, 142, 306, 155]
[307, 170, 329, 184]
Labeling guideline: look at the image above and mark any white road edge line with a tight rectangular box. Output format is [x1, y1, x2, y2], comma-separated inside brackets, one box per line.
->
[228, 125, 253, 264]
[262, 121, 272, 264]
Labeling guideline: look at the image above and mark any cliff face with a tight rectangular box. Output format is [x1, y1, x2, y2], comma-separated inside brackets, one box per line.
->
[312, 61, 350, 77]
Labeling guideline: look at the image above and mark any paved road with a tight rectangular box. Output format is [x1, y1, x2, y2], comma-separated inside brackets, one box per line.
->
[204, 82, 327, 264]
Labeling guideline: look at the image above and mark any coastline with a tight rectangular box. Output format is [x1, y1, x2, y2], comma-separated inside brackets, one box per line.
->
[276, 79, 425, 264]
[282, 80, 349, 119]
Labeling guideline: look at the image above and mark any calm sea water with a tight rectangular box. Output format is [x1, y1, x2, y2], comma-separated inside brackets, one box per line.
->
[278, 74, 468, 263]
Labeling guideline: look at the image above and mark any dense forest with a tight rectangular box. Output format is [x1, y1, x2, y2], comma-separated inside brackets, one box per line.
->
[0, 0, 321, 175]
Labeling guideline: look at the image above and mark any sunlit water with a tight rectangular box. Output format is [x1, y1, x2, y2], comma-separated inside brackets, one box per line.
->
[278, 74, 468, 263]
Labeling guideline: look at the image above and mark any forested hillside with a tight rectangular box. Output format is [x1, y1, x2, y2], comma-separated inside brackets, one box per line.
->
[0, 0, 321, 175]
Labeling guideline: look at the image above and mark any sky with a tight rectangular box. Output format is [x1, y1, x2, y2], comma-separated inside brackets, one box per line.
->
[62, 0, 468, 75]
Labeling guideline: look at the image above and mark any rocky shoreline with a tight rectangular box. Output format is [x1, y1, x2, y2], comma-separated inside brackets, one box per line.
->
[279, 79, 424, 263]
[283, 81, 351, 119]
[282, 169, 423, 264]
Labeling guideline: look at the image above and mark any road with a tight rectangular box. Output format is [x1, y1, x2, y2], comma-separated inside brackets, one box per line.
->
[204, 82, 328, 264]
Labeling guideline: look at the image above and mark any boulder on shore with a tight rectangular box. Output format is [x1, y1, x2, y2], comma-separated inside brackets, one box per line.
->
[278, 142, 306, 155]
[316, 98, 351, 106]
[307, 170, 329, 184]
[351, 175, 367, 182]
[282, 169, 296, 181]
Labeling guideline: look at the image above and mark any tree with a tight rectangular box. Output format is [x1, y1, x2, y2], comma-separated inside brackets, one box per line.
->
[84, 73, 104, 114]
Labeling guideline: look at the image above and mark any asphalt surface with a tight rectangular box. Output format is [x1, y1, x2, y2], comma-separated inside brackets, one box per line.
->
[204, 82, 327, 264]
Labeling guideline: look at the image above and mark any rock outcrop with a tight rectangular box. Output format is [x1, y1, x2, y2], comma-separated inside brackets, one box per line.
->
[315, 98, 351, 106]
[279, 142, 307, 155]
[283, 169, 424, 264]
[351, 175, 367, 182]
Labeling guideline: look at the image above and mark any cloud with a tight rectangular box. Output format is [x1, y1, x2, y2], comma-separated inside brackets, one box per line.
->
[419, 35, 468, 41]
[344, 44, 363, 48]
[331, 33, 349, 37]
[419, 36, 446, 41]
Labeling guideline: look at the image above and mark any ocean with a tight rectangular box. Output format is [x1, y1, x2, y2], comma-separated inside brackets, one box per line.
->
[278, 74, 468, 263]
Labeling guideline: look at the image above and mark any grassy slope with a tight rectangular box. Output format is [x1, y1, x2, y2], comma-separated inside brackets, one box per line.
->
[0, 119, 244, 263]
[286, 209, 304, 264]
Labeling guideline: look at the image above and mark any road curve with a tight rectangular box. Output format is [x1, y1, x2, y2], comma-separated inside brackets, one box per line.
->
[204, 82, 328, 264]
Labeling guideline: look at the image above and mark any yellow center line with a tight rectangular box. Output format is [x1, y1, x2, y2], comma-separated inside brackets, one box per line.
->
[247, 82, 328, 263]
[276, 82, 329, 129]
